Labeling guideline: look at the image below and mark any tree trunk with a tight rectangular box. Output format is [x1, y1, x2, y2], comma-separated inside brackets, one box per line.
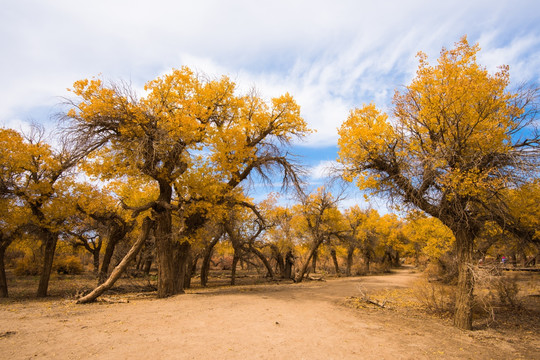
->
[331, 248, 340, 275]
[453, 227, 475, 330]
[270, 244, 285, 277]
[231, 247, 240, 285]
[296, 238, 323, 283]
[393, 251, 400, 267]
[346, 246, 354, 276]
[510, 252, 517, 267]
[37, 231, 58, 297]
[98, 233, 121, 284]
[185, 253, 198, 289]
[312, 249, 318, 273]
[201, 234, 221, 287]
[248, 245, 275, 279]
[0, 246, 8, 298]
[284, 250, 294, 280]
[92, 250, 100, 275]
[176, 241, 191, 291]
[364, 252, 371, 273]
[155, 206, 182, 297]
[136, 251, 143, 271]
[77, 217, 153, 304]
[414, 244, 420, 267]
[143, 255, 152, 275]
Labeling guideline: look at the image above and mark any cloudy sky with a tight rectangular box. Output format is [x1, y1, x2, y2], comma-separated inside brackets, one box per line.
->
[2, 0, 539, 207]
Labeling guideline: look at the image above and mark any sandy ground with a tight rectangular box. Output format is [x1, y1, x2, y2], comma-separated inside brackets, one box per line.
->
[0, 269, 538, 360]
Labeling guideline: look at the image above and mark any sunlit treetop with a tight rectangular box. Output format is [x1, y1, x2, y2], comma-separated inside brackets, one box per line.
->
[338, 36, 539, 228]
[68, 67, 310, 213]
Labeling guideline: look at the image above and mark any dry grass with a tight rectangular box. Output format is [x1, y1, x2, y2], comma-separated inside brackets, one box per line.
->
[345, 269, 540, 333]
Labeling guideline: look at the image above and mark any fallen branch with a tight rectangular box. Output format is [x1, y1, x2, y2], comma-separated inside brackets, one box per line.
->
[355, 285, 387, 308]
[77, 217, 154, 304]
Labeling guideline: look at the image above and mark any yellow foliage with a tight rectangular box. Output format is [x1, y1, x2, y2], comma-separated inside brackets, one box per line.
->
[338, 37, 524, 202]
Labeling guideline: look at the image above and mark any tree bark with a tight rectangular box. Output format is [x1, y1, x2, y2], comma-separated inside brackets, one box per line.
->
[0, 246, 8, 298]
[143, 255, 152, 275]
[284, 250, 294, 280]
[201, 234, 221, 287]
[92, 250, 100, 275]
[77, 217, 154, 304]
[346, 245, 354, 276]
[155, 206, 182, 297]
[175, 241, 190, 291]
[37, 231, 58, 298]
[311, 249, 318, 273]
[185, 253, 198, 289]
[331, 248, 340, 275]
[453, 227, 475, 330]
[270, 244, 285, 277]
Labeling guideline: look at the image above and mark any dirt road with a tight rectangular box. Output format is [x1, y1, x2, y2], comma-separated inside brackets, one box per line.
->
[0, 269, 537, 359]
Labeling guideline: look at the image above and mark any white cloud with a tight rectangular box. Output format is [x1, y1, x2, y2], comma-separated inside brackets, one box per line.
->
[1, 0, 539, 144]
[309, 160, 338, 180]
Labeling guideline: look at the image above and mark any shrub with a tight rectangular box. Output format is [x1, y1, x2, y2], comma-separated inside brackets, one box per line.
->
[15, 256, 41, 276]
[54, 255, 83, 275]
[495, 275, 520, 308]
[424, 255, 458, 284]
[412, 277, 455, 314]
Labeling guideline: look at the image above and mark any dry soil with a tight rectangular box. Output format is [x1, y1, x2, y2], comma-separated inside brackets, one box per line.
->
[0, 269, 538, 359]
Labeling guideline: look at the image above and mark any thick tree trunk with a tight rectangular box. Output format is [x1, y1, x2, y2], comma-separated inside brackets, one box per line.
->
[153, 181, 185, 298]
[270, 244, 285, 277]
[331, 248, 340, 275]
[453, 227, 475, 330]
[312, 249, 318, 273]
[176, 241, 191, 291]
[201, 234, 220, 287]
[77, 217, 153, 304]
[346, 246, 354, 276]
[155, 205, 183, 297]
[37, 231, 58, 298]
[0, 246, 8, 298]
[284, 250, 294, 280]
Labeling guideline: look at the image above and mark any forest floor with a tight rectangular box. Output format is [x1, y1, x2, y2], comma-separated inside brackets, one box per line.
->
[0, 268, 539, 359]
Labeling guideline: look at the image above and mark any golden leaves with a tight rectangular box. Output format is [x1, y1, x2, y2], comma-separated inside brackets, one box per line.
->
[337, 36, 529, 207]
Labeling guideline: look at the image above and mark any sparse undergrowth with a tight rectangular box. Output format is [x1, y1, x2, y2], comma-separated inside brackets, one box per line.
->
[345, 270, 540, 333]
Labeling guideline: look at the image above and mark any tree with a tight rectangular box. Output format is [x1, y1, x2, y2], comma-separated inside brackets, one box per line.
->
[264, 202, 297, 279]
[74, 183, 135, 283]
[66, 67, 309, 298]
[293, 187, 345, 282]
[402, 210, 455, 266]
[337, 37, 539, 329]
[0, 128, 29, 297]
[341, 205, 381, 275]
[0, 197, 27, 297]
[0, 126, 83, 297]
